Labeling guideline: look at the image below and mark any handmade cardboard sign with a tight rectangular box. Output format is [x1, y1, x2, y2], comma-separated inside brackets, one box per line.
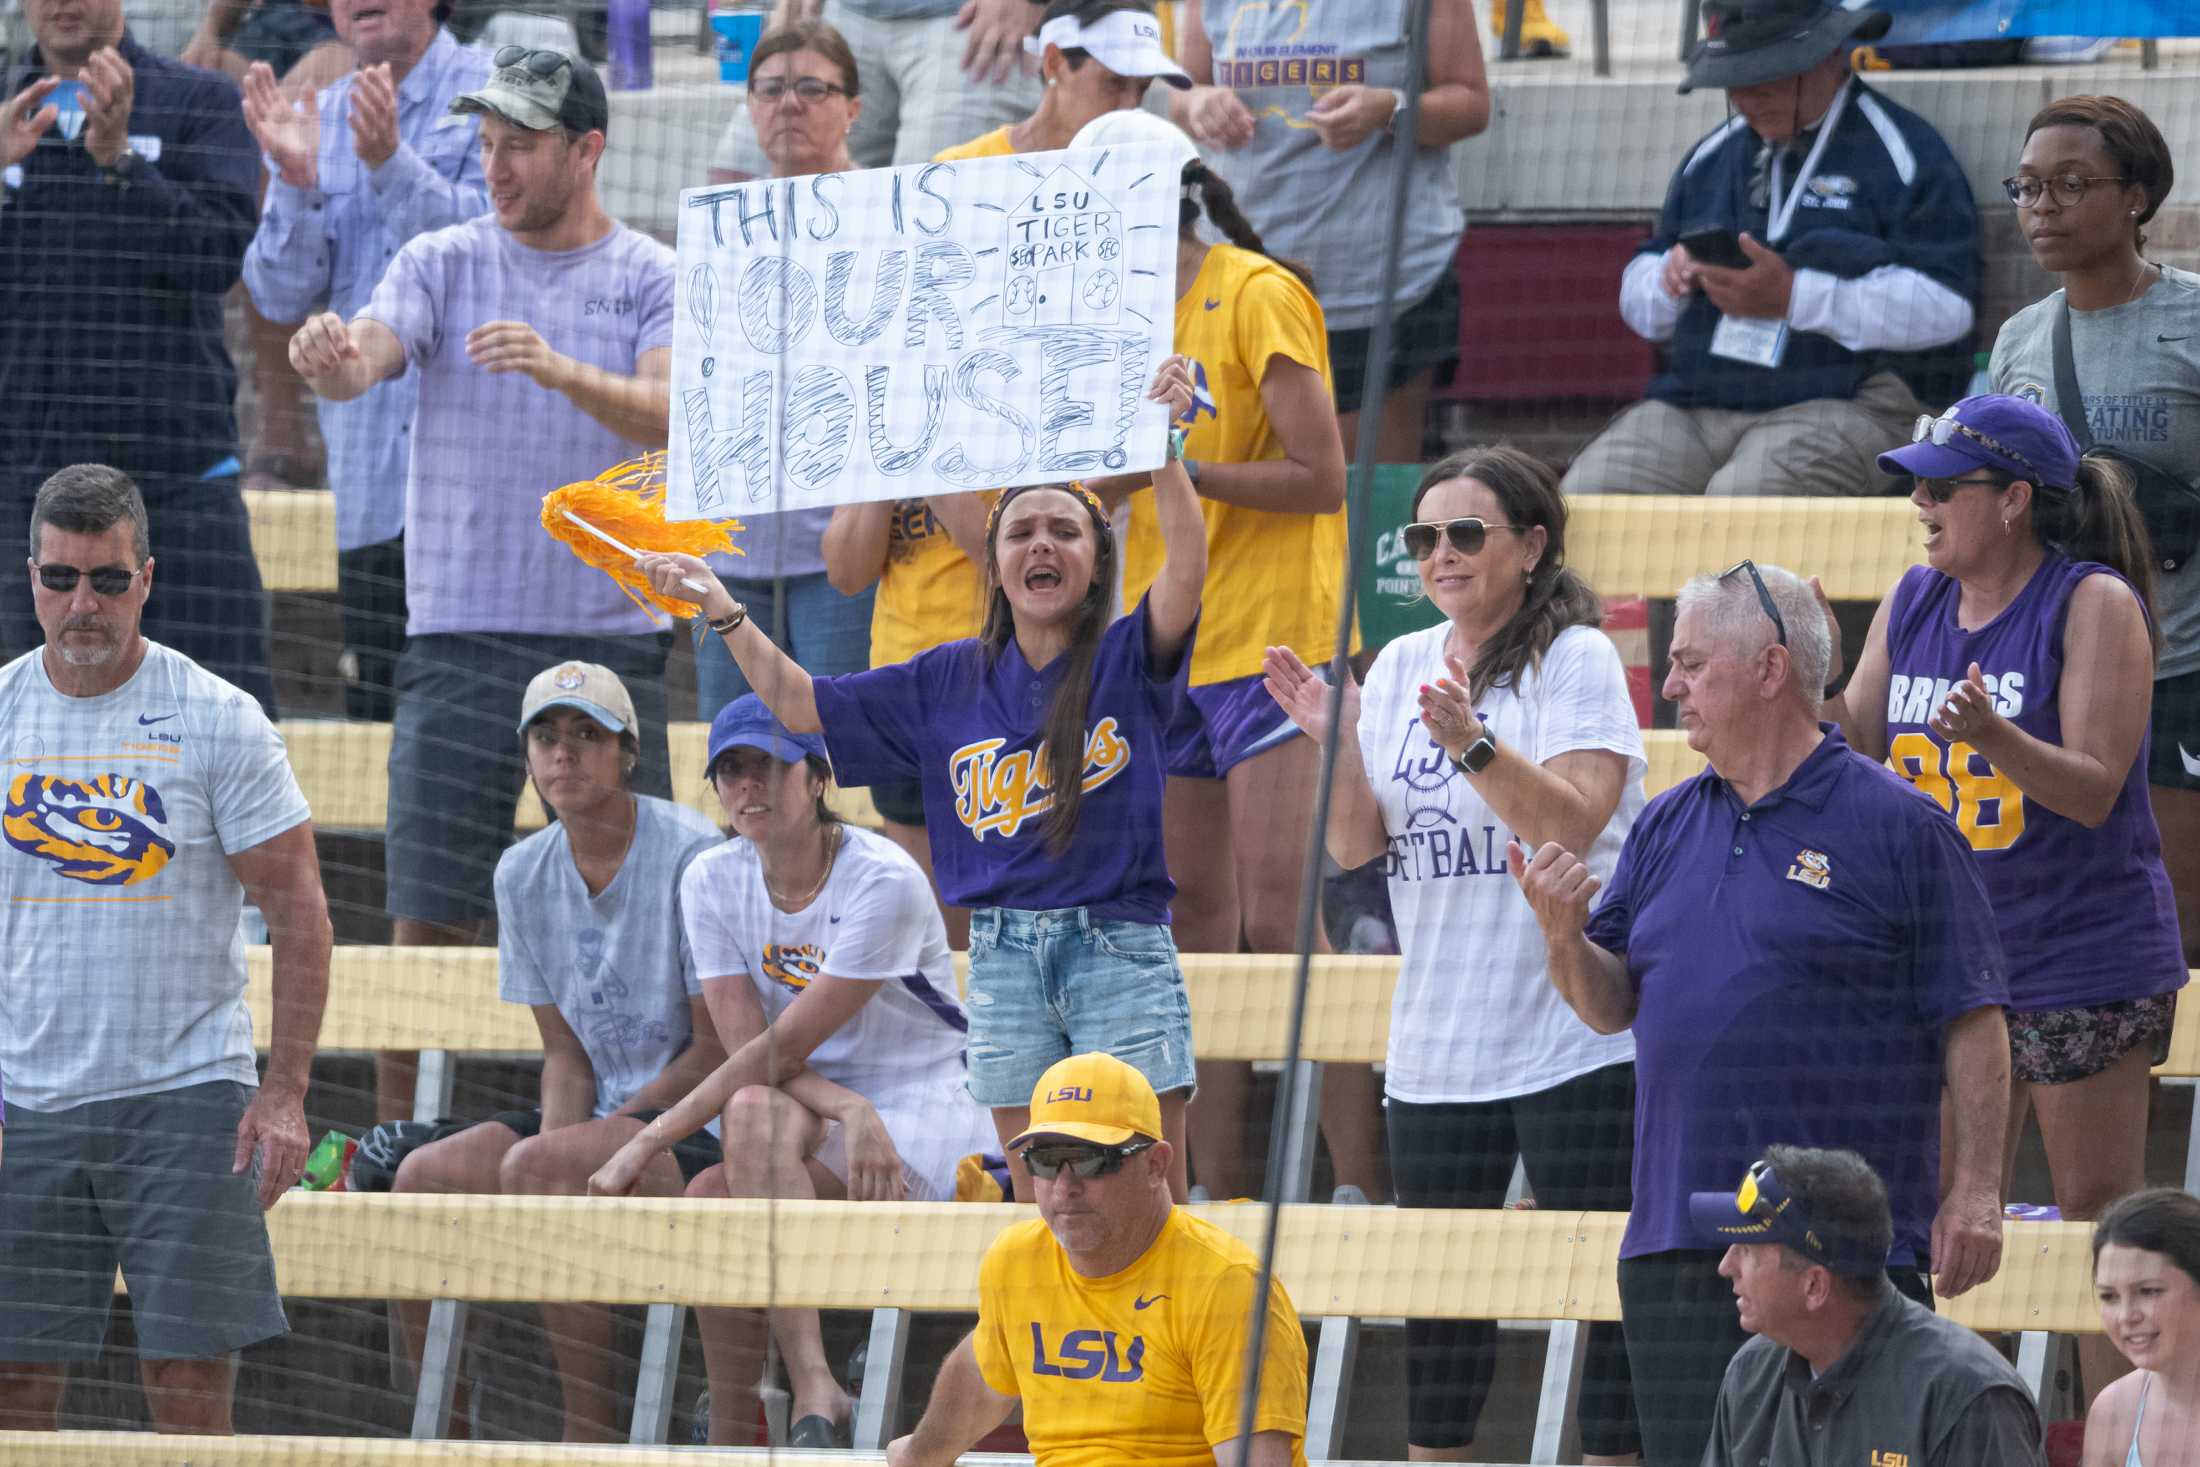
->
[665, 142, 1181, 520]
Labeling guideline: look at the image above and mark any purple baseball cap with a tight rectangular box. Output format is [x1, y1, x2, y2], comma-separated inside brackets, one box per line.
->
[1687, 1158, 1890, 1275]
[1877, 394, 2081, 490]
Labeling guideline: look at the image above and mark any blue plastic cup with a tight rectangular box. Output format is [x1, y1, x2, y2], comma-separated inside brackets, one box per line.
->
[711, 11, 766, 84]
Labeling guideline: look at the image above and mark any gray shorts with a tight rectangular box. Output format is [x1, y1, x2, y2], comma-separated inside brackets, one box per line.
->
[386, 630, 673, 925]
[0, 1081, 287, 1362]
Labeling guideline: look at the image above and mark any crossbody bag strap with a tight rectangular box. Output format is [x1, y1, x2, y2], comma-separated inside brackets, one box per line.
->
[2049, 296, 2096, 450]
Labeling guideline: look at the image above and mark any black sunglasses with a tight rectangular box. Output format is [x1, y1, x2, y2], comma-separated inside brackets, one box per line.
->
[1920, 472, 2007, 504]
[494, 45, 572, 77]
[1720, 559, 1787, 648]
[1401, 517, 1521, 561]
[1021, 1139, 1155, 1182]
[35, 561, 141, 597]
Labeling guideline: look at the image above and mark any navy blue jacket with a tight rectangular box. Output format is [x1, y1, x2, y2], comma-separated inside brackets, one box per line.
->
[0, 35, 258, 488]
[1643, 79, 1979, 413]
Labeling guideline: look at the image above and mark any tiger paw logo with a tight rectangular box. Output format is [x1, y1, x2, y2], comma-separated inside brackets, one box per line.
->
[761, 942, 825, 993]
[1785, 848, 1832, 891]
[5, 773, 175, 886]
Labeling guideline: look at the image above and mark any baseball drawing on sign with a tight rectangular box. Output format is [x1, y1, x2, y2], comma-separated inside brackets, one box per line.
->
[663, 142, 1180, 522]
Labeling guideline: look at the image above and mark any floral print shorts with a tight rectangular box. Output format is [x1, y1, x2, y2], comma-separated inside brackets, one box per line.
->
[2008, 992, 2178, 1087]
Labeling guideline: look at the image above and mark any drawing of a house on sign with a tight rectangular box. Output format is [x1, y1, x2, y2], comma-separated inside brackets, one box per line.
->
[1003, 165, 1124, 328]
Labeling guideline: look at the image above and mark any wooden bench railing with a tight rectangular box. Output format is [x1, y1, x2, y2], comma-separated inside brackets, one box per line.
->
[277, 721, 1708, 833]
[44, 1195, 2106, 1463]
[246, 492, 1928, 600]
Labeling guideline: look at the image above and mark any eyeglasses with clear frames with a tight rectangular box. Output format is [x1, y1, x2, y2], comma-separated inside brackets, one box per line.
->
[2002, 173, 2128, 209]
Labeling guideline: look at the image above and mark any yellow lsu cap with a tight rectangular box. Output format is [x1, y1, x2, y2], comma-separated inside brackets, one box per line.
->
[1008, 1053, 1162, 1150]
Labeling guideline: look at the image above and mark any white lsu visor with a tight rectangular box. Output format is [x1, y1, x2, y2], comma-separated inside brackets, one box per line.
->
[1023, 10, 1194, 89]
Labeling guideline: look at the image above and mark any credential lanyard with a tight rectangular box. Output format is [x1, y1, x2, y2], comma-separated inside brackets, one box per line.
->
[1764, 83, 1850, 245]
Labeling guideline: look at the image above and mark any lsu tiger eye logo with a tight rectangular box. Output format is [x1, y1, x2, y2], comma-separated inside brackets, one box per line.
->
[4, 773, 176, 886]
[761, 942, 825, 993]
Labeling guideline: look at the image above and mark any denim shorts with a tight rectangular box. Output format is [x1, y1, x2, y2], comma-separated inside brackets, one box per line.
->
[963, 907, 1198, 1108]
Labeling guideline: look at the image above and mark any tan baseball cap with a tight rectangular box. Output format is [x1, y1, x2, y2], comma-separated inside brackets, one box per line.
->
[451, 46, 610, 134]
[518, 660, 635, 735]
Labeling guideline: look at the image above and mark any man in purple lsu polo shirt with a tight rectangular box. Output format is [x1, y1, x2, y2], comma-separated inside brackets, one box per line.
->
[1510, 557, 2012, 1467]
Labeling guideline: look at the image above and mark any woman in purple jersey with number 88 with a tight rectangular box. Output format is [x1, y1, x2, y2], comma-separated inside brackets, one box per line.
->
[639, 354, 1205, 1202]
[1822, 391, 2186, 1408]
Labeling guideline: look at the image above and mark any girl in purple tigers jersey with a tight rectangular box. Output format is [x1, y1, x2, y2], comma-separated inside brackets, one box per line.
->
[638, 354, 1204, 1202]
[1823, 392, 2185, 1410]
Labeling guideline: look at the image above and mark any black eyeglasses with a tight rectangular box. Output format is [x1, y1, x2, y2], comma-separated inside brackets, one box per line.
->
[494, 45, 573, 77]
[1021, 1140, 1155, 1182]
[2002, 172, 2128, 209]
[34, 561, 142, 597]
[750, 77, 849, 104]
[1920, 472, 2007, 504]
[1720, 559, 1787, 648]
[1400, 517, 1521, 561]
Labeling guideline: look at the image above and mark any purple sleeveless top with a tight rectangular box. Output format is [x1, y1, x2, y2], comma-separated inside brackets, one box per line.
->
[1883, 554, 2185, 1012]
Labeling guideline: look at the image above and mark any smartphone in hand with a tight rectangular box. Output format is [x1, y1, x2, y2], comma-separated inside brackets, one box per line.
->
[1679, 227, 1750, 270]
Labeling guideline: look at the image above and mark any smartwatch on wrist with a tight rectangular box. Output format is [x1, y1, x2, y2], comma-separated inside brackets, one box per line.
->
[1449, 724, 1498, 776]
[1383, 91, 1408, 137]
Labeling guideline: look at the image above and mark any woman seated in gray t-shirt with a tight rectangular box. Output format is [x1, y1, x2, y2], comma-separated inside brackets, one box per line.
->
[388, 660, 722, 1442]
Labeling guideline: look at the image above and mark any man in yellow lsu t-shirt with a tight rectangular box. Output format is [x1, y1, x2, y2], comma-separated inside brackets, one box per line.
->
[886, 1053, 1309, 1467]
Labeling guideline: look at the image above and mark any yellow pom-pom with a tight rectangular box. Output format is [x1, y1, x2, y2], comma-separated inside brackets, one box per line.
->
[540, 453, 744, 619]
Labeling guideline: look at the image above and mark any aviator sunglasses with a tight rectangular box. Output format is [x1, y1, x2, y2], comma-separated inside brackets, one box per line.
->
[1401, 517, 1521, 560]
[34, 561, 142, 597]
[1020, 1139, 1156, 1182]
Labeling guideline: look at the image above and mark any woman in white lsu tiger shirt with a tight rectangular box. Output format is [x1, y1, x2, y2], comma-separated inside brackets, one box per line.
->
[590, 693, 993, 1448]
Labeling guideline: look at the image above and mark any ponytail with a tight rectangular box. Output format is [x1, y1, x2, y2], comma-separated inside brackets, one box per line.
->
[1179, 160, 1316, 291]
[2032, 455, 2162, 654]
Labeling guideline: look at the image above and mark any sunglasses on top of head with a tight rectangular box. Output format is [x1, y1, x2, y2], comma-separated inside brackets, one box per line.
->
[1020, 1139, 1156, 1182]
[1400, 517, 1522, 561]
[1719, 558, 1787, 649]
[494, 45, 572, 77]
[34, 561, 141, 597]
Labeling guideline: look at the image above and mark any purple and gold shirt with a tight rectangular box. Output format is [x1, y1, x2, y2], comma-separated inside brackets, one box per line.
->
[814, 600, 1192, 923]
[1883, 555, 2185, 1011]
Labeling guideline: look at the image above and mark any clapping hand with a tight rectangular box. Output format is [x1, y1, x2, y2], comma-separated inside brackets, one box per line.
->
[78, 45, 135, 169]
[242, 61, 318, 188]
[1507, 838, 1599, 945]
[1416, 653, 1485, 761]
[1261, 645, 1358, 745]
[0, 76, 60, 171]
[1928, 662, 2001, 745]
[349, 63, 399, 170]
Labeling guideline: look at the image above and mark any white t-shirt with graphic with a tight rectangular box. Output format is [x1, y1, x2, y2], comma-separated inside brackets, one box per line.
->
[682, 825, 974, 1101]
[496, 794, 719, 1119]
[0, 643, 310, 1111]
[1357, 621, 1645, 1104]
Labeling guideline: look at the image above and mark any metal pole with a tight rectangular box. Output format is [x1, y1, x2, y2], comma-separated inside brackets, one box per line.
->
[1231, 0, 1434, 1457]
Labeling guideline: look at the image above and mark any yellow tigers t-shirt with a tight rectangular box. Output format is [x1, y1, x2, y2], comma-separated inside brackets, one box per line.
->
[935, 127, 1016, 163]
[1120, 244, 1350, 685]
[868, 497, 993, 668]
[973, 1210, 1310, 1467]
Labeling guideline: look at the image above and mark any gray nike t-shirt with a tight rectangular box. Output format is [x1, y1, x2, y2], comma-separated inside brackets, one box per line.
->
[1992, 264, 2200, 679]
[495, 794, 720, 1117]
